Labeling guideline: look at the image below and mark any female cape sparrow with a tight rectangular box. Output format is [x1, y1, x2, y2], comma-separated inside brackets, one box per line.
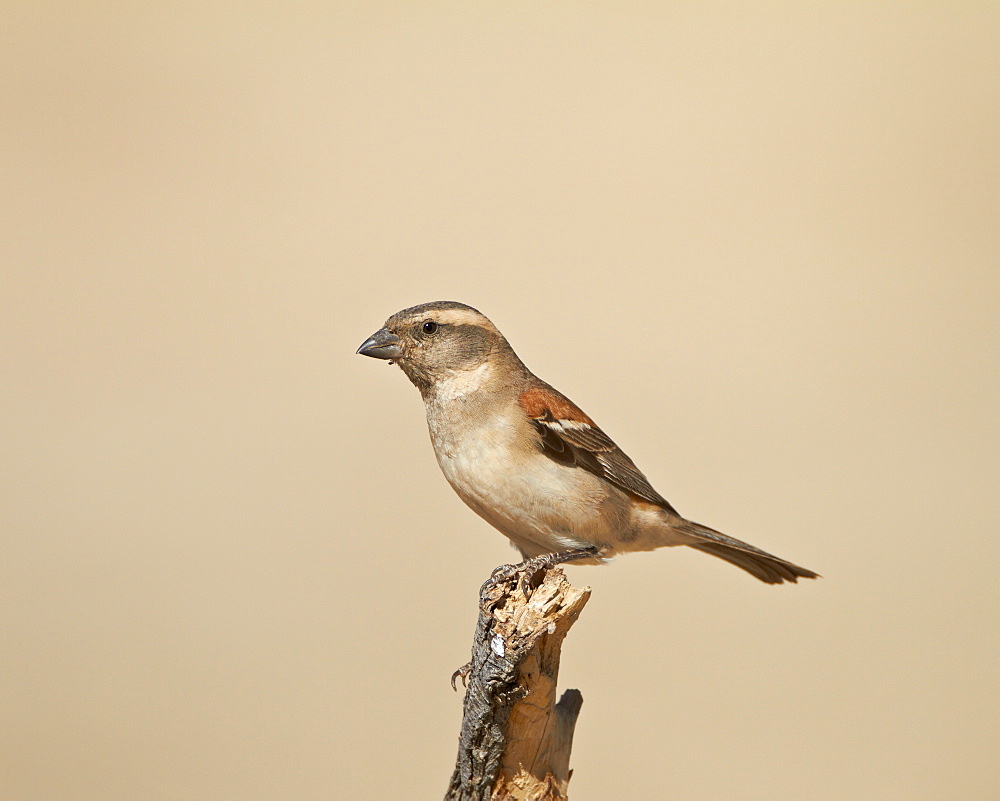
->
[358, 301, 817, 584]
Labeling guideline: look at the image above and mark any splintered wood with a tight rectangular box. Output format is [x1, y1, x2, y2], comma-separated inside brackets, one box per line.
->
[445, 567, 591, 801]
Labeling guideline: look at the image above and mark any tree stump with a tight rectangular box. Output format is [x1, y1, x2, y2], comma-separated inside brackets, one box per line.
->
[445, 566, 591, 801]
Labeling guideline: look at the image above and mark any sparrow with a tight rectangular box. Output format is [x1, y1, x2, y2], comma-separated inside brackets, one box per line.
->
[357, 301, 817, 584]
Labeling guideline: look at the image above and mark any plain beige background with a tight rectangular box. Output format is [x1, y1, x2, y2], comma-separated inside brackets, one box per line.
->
[3, 4, 998, 800]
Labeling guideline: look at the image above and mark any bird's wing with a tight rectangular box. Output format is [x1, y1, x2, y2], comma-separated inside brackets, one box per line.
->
[518, 384, 679, 514]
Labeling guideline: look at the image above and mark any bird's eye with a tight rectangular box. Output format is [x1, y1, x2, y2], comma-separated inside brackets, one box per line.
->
[422, 321, 439, 335]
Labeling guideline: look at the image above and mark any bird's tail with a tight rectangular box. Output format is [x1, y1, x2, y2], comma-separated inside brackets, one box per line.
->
[676, 519, 819, 585]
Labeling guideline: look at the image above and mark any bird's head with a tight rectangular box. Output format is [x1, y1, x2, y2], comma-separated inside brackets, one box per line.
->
[357, 301, 521, 396]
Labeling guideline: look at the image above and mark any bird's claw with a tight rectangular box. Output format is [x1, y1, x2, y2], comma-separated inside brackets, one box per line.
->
[451, 661, 472, 691]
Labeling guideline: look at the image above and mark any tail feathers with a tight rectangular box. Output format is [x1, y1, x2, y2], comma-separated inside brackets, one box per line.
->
[679, 521, 819, 585]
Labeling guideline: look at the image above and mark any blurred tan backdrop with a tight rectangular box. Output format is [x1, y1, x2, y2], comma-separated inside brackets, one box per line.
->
[3, 4, 998, 800]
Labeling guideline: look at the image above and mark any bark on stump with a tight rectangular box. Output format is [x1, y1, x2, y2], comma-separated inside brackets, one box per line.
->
[446, 567, 590, 801]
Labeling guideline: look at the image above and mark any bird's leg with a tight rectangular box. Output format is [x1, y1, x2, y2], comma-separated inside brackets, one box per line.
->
[482, 546, 601, 598]
[535, 545, 603, 569]
[514, 546, 601, 595]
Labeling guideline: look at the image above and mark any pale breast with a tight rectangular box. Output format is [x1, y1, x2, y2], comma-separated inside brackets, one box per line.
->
[424, 397, 613, 553]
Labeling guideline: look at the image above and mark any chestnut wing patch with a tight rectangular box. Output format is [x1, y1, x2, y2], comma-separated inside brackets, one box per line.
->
[520, 386, 678, 514]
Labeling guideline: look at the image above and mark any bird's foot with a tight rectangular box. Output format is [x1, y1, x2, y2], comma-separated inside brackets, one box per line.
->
[481, 547, 601, 600]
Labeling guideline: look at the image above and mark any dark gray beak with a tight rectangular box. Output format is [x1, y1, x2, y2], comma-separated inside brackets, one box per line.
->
[357, 327, 404, 360]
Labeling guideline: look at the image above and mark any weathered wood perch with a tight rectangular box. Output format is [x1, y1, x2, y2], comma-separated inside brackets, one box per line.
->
[445, 566, 591, 801]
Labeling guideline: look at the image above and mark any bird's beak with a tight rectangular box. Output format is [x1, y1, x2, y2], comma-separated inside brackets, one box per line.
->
[356, 327, 404, 360]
